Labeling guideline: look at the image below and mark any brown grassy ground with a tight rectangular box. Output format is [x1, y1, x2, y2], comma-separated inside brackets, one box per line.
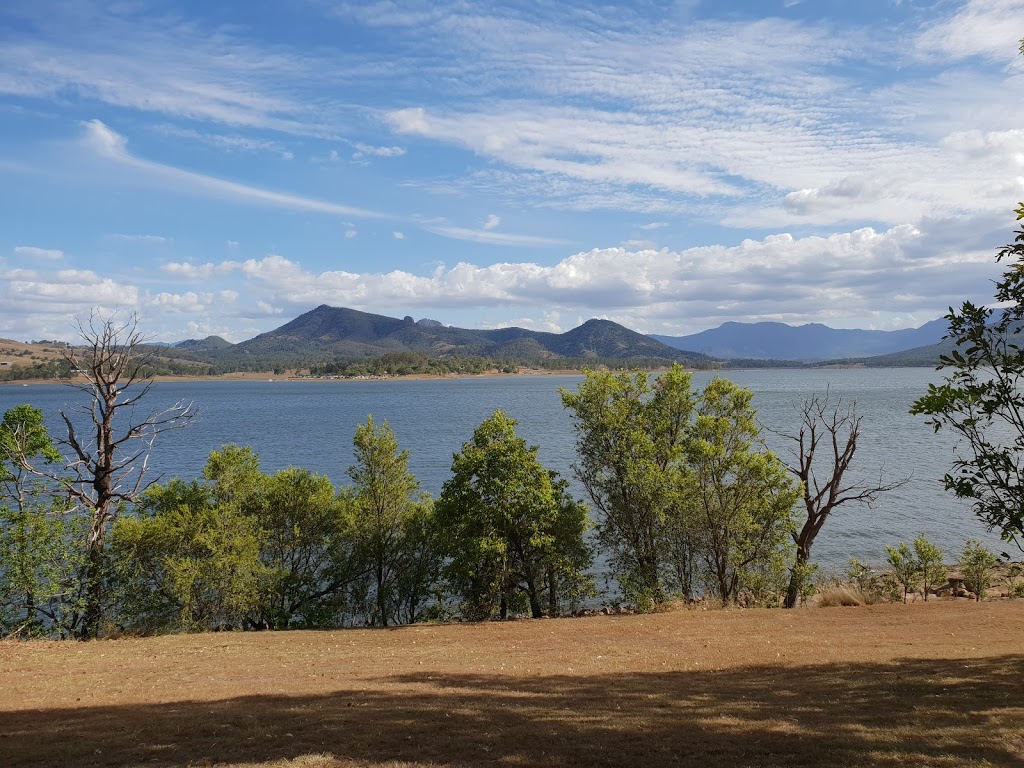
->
[2, 601, 1023, 768]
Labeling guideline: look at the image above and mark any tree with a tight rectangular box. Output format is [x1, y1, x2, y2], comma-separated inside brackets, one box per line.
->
[910, 211, 1024, 555]
[436, 410, 591, 620]
[110, 478, 269, 633]
[685, 377, 799, 605]
[255, 466, 359, 628]
[913, 534, 946, 602]
[770, 393, 906, 608]
[348, 416, 430, 626]
[0, 405, 83, 637]
[960, 539, 998, 601]
[560, 365, 694, 607]
[56, 312, 195, 637]
[885, 542, 919, 603]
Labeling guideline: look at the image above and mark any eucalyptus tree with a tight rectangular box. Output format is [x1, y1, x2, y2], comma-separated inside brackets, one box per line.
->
[686, 377, 799, 605]
[560, 365, 694, 608]
[348, 416, 432, 626]
[436, 410, 591, 619]
[0, 405, 82, 637]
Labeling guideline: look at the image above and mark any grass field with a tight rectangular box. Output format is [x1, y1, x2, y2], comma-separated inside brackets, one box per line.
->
[2, 600, 1023, 767]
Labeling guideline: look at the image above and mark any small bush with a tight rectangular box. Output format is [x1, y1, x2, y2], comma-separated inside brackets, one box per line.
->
[960, 540, 998, 601]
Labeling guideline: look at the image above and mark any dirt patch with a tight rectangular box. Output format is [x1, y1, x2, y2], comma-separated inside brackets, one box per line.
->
[2, 601, 1023, 767]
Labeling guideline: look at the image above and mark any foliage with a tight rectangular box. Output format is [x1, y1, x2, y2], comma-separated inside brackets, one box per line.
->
[348, 416, 436, 626]
[560, 365, 694, 607]
[436, 409, 592, 619]
[910, 212, 1024, 554]
[252, 467, 361, 628]
[959, 539, 998, 601]
[884, 543, 920, 603]
[686, 377, 798, 605]
[0, 405, 86, 638]
[1008, 564, 1024, 598]
[110, 481, 269, 633]
[913, 534, 946, 602]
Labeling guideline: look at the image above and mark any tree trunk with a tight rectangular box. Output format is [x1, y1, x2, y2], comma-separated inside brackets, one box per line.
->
[80, 525, 106, 639]
[376, 560, 388, 627]
[785, 540, 812, 609]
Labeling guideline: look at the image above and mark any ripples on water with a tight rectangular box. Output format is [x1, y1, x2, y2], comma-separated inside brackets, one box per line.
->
[1, 368, 1010, 569]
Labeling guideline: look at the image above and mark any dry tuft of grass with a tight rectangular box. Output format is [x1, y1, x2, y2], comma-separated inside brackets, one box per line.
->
[815, 584, 889, 607]
[2, 601, 1023, 768]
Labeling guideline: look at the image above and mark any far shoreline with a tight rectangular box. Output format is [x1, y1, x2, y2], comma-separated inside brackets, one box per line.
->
[0, 362, 896, 388]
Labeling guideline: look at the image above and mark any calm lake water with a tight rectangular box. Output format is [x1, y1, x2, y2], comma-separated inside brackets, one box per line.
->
[0, 368, 1010, 569]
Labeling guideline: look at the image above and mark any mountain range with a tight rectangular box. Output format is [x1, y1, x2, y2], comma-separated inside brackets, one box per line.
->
[164, 305, 958, 371]
[169, 305, 714, 367]
[651, 319, 949, 362]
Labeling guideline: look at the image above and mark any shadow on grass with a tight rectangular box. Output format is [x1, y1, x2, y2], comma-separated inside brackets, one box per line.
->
[4, 655, 1023, 767]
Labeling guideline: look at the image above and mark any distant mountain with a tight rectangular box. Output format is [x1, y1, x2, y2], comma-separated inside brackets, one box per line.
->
[186, 305, 713, 367]
[651, 319, 949, 362]
[175, 336, 234, 352]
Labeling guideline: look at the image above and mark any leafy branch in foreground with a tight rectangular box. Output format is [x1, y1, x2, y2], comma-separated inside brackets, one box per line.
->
[911, 210, 1024, 555]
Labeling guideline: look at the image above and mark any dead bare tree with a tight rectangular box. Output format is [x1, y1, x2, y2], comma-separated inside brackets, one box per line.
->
[58, 311, 195, 638]
[770, 392, 907, 608]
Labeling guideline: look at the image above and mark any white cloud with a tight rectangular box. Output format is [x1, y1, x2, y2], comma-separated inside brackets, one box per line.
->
[916, 0, 1024, 62]
[14, 245, 64, 260]
[639, 222, 668, 230]
[345, 229, 358, 239]
[146, 291, 212, 313]
[393, 231, 406, 240]
[191, 219, 1001, 334]
[482, 214, 501, 230]
[161, 261, 240, 279]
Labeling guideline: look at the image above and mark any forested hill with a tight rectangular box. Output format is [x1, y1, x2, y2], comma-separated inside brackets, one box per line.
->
[166, 305, 715, 370]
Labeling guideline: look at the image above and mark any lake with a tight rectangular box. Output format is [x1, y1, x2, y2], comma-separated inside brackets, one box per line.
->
[0, 368, 1010, 569]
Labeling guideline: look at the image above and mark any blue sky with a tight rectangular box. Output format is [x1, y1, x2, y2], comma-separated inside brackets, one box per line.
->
[1, 0, 1023, 343]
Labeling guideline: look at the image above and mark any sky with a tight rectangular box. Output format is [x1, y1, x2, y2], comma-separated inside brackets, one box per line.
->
[2, 0, 1023, 343]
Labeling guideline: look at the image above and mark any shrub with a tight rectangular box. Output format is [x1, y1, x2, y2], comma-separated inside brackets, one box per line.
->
[960, 539, 998, 601]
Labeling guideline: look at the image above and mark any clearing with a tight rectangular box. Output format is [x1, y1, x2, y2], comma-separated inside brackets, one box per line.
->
[2, 600, 1022, 767]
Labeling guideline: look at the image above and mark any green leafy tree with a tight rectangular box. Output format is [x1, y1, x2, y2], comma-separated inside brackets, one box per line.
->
[392, 501, 443, 624]
[685, 377, 798, 605]
[0, 405, 84, 637]
[960, 539, 998, 601]
[885, 542, 919, 603]
[110, 480, 269, 633]
[560, 365, 694, 607]
[913, 534, 946, 602]
[254, 466, 360, 628]
[436, 410, 592, 619]
[910, 211, 1024, 555]
[348, 416, 431, 626]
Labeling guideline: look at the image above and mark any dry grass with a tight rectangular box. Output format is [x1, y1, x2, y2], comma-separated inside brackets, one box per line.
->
[3, 601, 1024, 768]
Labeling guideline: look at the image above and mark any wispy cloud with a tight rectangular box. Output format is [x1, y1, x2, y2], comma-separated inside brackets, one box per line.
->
[420, 220, 570, 247]
[111, 233, 169, 243]
[81, 120, 388, 220]
[14, 245, 63, 260]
